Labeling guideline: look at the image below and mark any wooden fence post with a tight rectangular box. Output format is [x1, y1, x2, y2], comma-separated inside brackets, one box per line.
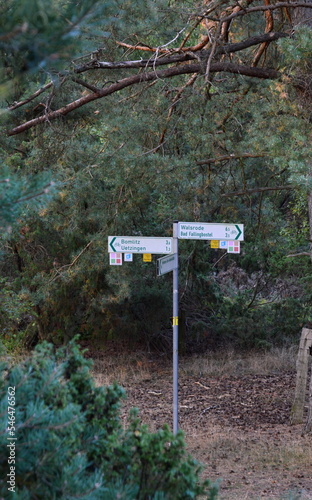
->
[290, 328, 312, 426]
[303, 364, 312, 433]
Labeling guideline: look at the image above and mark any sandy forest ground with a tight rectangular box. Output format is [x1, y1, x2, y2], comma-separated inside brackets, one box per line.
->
[90, 344, 312, 500]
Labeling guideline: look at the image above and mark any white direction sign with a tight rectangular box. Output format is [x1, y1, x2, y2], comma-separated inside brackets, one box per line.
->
[108, 236, 173, 254]
[157, 253, 178, 276]
[178, 222, 244, 241]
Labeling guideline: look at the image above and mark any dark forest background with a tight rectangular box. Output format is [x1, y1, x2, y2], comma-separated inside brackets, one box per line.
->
[1, 0, 312, 354]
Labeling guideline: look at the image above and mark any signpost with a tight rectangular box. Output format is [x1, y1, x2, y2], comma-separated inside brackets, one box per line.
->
[108, 221, 244, 435]
[178, 222, 244, 241]
[172, 222, 179, 435]
[108, 236, 173, 254]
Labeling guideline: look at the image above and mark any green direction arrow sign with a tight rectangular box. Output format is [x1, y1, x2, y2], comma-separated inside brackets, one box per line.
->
[234, 225, 242, 240]
[178, 222, 244, 241]
[109, 236, 117, 252]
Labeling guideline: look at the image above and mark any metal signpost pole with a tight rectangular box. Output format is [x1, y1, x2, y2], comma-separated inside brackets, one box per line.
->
[172, 221, 179, 434]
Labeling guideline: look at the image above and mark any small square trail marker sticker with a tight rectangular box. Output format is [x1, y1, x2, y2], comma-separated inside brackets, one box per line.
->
[124, 253, 133, 262]
[227, 241, 240, 253]
[220, 240, 228, 249]
[109, 252, 122, 265]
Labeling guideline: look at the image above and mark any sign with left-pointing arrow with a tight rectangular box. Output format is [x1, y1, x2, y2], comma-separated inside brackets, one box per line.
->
[108, 236, 173, 254]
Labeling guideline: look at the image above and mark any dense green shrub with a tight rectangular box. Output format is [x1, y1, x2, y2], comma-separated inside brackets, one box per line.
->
[0, 277, 36, 352]
[213, 295, 308, 349]
[0, 339, 217, 499]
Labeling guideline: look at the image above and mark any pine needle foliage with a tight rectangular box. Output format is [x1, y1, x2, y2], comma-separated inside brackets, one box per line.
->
[0, 166, 55, 234]
[1, 1, 312, 350]
[0, 339, 218, 499]
[0, 0, 116, 80]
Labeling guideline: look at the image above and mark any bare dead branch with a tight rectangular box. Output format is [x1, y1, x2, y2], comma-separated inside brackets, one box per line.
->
[116, 41, 159, 52]
[205, 38, 217, 83]
[8, 82, 54, 111]
[221, 185, 293, 196]
[218, 1, 312, 24]
[70, 77, 101, 93]
[7, 61, 281, 136]
[75, 32, 287, 73]
[286, 252, 310, 257]
[116, 34, 211, 54]
[6, 32, 286, 114]
[48, 240, 93, 283]
[158, 73, 198, 147]
[15, 182, 55, 203]
[196, 153, 268, 165]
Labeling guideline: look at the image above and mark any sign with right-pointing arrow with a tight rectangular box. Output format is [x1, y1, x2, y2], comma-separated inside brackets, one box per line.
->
[178, 222, 244, 241]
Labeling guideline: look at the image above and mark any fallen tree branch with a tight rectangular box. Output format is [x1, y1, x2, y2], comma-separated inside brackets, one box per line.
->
[6, 32, 288, 136]
[7, 62, 281, 136]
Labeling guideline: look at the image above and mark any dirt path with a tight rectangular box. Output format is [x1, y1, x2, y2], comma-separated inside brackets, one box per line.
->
[92, 351, 312, 499]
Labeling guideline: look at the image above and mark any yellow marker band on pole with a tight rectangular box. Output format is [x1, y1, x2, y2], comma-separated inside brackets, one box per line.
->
[172, 317, 178, 326]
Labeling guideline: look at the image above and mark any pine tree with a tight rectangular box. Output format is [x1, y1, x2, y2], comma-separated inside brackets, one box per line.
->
[0, 339, 218, 499]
